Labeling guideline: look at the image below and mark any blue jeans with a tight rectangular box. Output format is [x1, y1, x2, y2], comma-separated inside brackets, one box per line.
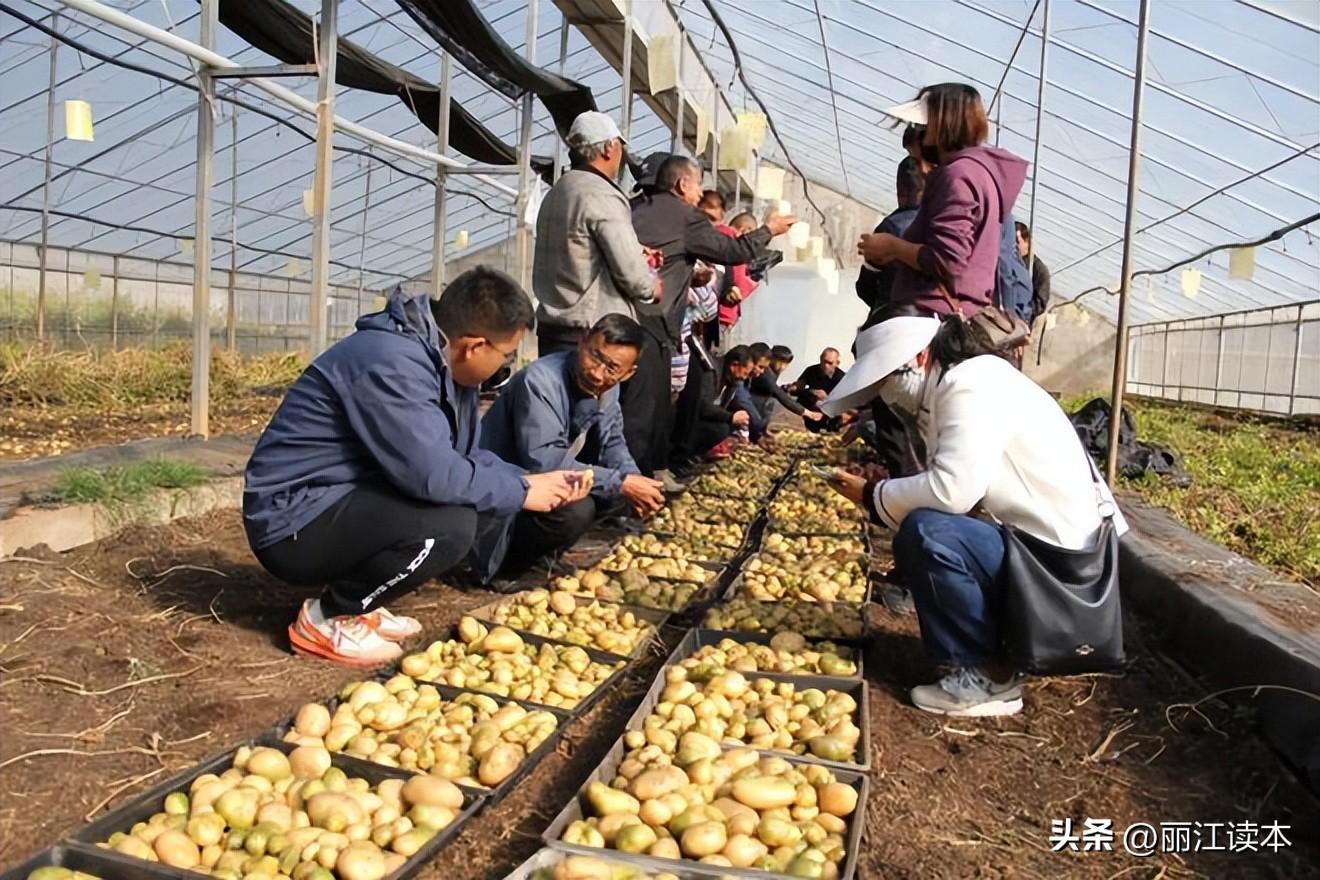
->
[893, 508, 1007, 667]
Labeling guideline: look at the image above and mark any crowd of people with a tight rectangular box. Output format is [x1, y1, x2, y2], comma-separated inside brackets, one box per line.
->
[242, 84, 1122, 721]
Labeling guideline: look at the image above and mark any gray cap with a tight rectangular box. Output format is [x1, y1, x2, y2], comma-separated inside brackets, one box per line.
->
[567, 111, 624, 148]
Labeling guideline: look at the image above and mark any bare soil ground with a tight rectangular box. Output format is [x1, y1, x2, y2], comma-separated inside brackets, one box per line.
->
[0, 398, 280, 461]
[1, 509, 1316, 879]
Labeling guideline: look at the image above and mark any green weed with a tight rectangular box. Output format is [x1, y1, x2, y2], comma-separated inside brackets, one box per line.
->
[52, 458, 209, 505]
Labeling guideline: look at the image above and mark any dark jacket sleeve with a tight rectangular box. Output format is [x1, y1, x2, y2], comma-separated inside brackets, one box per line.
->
[1031, 256, 1052, 322]
[338, 364, 527, 515]
[684, 209, 773, 266]
[751, 371, 804, 415]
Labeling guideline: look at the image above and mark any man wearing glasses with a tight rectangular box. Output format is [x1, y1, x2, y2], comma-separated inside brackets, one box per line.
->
[480, 314, 667, 584]
[243, 269, 589, 667]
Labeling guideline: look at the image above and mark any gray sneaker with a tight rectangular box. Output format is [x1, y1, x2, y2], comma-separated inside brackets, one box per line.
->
[654, 469, 688, 493]
[910, 668, 1024, 717]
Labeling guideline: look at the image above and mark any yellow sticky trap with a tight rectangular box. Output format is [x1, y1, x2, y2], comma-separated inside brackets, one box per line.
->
[1045, 312, 1058, 330]
[1180, 268, 1201, 298]
[776, 200, 792, 216]
[1229, 246, 1255, 280]
[64, 100, 94, 141]
[83, 268, 101, 289]
[755, 166, 785, 201]
[717, 127, 749, 172]
[302, 189, 316, 218]
[286, 258, 303, 277]
[1077, 307, 1091, 326]
[736, 111, 768, 150]
[454, 229, 470, 250]
[179, 238, 194, 257]
[647, 34, 677, 94]
[694, 105, 709, 154]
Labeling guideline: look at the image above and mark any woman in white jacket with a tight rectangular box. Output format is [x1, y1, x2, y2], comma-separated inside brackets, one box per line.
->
[822, 311, 1124, 717]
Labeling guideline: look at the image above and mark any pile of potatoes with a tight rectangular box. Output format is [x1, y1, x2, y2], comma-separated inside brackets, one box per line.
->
[678, 632, 857, 679]
[665, 494, 760, 523]
[556, 568, 700, 612]
[94, 745, 467, 880]
[648, 509, 744, 548]
[24, 871, 100, 880]
[283, 677, 557, 788]
[688, 470, 775, 499]
[480, 589, 655, 656]
[637, 667, 862, 765]
[620, 532, 730, 563]
[740, 543, 868, 604]
[767, 495, 860, 536]
[395, 617, 624, 710]
[704, 599, 864, 641]
[560, 743, 858, 877]
[524, 851, 682, 880]
[594, 547, 709, 584]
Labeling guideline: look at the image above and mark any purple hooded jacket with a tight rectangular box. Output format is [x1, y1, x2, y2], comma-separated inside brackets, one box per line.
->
[889, 146, 1028, 316]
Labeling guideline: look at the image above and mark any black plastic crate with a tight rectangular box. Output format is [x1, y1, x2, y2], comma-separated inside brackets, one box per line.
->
[69, 740, 484, 880]
[623, 662, 871, 773]
[268, 667, 572, 806]
[541, 736, 869, 880]
[467, 593, 668, 661]
[0, 844, 186, 880]
[663, 627, 864, 680]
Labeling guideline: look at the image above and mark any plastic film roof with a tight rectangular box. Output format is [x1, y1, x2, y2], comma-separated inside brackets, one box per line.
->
[1, 0, 1317, 324]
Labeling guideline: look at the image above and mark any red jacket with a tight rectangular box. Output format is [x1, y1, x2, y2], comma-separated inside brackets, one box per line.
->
[714, 224, 759, 327]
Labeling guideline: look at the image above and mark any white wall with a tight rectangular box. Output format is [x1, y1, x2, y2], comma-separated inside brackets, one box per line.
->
[724, 264, 869, 376]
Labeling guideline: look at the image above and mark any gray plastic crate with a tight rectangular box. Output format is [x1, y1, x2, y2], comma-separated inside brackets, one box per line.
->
[502, 847, 732, 879]
[622, 664, 871, 773]
[0, 844, 188, 880]
[664, 627, 864, 680]
[541, 737, 868, 880]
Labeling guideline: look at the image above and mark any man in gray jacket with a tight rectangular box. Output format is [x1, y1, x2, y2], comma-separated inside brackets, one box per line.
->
[534, 112, 657, 355]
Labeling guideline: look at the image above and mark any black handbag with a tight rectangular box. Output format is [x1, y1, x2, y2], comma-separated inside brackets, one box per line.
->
[1000, 464, 1125, 674]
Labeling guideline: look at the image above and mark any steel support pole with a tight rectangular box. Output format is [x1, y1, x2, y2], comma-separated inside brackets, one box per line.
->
[620, 0, 633, 144]
[1026, 0, 1051, 267]
[672, 23, 686, 153]
[356, 148, 374, 310]
[554, 21, 569, 182]
[1288, 304, 1305, 416]
[110, 255, 119, 349]
[430, 51, 452, 293]
[226, 106, 239, 351]
[37, 13, 58, 342]
[190, 0, 217, 437]
[308, 0, 338, 355]
[1105, 0, 1151, 484]
[712, 97, 721, 189]
[514, 0, 537, 295]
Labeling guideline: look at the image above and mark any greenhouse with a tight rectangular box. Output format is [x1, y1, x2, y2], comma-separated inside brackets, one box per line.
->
[1, 1, 1318, 878]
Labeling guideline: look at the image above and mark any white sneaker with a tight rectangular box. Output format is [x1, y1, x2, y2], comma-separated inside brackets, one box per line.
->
[363, 607, 423, 642]
[289, 601, 403, 668]
[910, 668, 1024, 717]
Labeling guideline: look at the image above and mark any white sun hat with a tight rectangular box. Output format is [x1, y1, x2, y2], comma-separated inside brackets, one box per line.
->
[881, 98, 927, 127]
[820, 316, 941, 417]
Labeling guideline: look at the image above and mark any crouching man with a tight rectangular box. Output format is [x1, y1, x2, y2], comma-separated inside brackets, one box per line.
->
[480, 314, 666, 581]
[243, 268, 588, 667]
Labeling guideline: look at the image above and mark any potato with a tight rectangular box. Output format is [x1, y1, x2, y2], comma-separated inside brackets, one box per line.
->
[479, 742, 525, 786]
[246, 747, 292, 782]
[731, 778, 797, 810]
[817, 782, 858, 818]
[336, 841, 389, 880]
[289, 745, 333, 780]
[152, 829, 199, 868]
[401, 775, 463, 810]
[294, 703, 332, 738]
[679, 821, 727, 858]
[615, 823, 658, 854]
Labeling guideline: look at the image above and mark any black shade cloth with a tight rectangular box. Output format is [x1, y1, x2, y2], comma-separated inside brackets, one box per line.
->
[216, 0, 551, 170]
[395, 0, 597, 137]
[1070, 398, 1191, 487]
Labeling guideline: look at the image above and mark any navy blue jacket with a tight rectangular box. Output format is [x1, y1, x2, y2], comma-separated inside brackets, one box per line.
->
[243, 292, 528, 550]
[481, 351, 639, 498]
[721, 379, 768, 442]
[855, 205, 919, 311]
